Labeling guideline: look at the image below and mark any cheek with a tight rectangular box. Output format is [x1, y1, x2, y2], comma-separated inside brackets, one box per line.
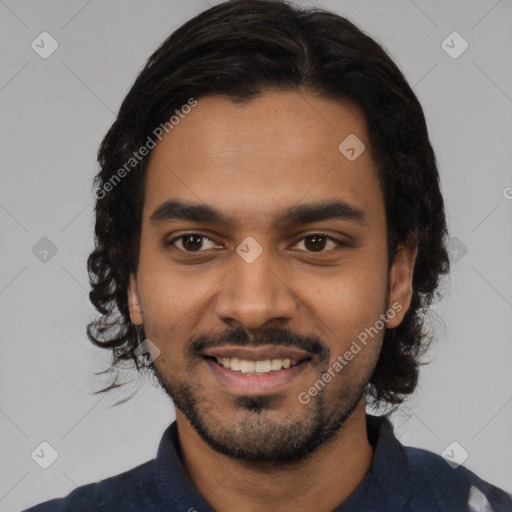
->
[295, 253, 388, 364]
[301, 256, 388, 323]
[313, 288, 386, 389]
[136, 236, 208, 319]
[137, 276, 207, 356]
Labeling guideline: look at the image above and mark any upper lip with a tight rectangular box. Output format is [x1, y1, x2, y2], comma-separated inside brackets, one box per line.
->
[202, 345, 312, 361]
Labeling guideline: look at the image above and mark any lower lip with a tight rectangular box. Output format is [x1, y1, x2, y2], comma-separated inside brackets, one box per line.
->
[205, 358, 310, 395]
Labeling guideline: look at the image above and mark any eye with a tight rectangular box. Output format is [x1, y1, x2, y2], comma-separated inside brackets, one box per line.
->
[167, 233, 219, 252]
[166, 232, 345, 255]
[293, 234, 344, 252]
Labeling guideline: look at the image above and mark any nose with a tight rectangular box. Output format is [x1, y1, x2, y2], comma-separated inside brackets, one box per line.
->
[214, 249, 297, 330]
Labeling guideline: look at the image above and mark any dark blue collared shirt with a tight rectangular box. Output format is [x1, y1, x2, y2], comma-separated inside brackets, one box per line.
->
[23, 415, 512, 511]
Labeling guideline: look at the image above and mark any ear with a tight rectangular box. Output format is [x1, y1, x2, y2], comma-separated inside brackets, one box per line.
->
[127, 273, 143, 325]
[386, 232, 418, 329]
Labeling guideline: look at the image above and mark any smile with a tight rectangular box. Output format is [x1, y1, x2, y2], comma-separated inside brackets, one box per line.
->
[203, 353, 312, 395]
[213, 356, 303, 374]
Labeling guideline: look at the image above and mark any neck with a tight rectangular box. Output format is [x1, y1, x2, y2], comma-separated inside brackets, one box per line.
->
[175, 398, 374, 512]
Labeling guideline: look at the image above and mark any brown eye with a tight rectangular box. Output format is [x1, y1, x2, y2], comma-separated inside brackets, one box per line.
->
[167, 233, 217, 252]
[182, 234, 205, 251]
[304, 235, 327, 251]
[294, 234, 344, 253]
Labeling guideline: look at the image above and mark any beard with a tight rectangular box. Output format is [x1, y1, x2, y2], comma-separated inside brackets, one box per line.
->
[149, 324, 379, 468]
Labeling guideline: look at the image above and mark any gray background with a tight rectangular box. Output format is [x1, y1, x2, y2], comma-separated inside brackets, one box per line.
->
[1, 0, 511, 510]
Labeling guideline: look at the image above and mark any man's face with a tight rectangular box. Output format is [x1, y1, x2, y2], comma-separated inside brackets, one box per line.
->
[128, 91, 415, 464]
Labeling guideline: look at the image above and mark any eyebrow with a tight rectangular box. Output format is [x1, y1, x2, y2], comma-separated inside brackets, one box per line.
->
[149, 199, 369, 228]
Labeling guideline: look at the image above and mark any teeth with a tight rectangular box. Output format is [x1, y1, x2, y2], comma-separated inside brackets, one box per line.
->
[215, 356, 301, 373]
[254, 360, 272, 372]
[271, 359, 282, 370]
[240, 360, 255, 373]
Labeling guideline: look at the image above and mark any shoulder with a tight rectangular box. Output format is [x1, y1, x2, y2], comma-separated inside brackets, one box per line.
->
[22, 459, 157, 511]
[403, 445, 512, 511]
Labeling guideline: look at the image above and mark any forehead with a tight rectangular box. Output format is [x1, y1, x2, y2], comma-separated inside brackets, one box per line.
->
[143, 90, 384, 228]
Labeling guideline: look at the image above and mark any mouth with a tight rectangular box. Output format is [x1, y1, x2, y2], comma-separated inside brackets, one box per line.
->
[205, 355, 311, 374]
[201, 345, 313, 394]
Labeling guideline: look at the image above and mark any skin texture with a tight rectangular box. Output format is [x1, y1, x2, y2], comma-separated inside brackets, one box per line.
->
[127, 90, 418, 511]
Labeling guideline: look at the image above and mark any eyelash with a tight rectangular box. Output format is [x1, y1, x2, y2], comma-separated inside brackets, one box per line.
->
[165, 232, 346, 254]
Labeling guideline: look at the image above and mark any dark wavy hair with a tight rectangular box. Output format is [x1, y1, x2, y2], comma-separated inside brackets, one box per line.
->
[87, 0, 450, 407]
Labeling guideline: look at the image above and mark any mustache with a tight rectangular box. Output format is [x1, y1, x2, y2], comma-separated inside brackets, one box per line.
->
[187, 326, 330, 362]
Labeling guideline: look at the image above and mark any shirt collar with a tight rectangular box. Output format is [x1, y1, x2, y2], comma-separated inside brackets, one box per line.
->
[332, 414, 414, 511]
[154, 421, 214, 511]
[153, 414, 412, 511]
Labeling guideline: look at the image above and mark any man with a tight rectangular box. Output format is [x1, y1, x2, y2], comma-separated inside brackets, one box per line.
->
[25, 0, 511, 511]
